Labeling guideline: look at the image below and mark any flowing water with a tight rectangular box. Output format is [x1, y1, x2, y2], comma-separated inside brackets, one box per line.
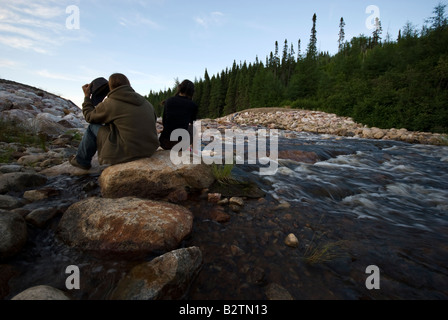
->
[3, 128, 448, 300]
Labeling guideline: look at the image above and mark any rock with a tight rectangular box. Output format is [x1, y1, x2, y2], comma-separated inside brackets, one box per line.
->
[209, 206, 231, 223]
[25, 207, 60, 228]
[278, 150, 321, 164]
[0, 165, 23, 174]
[265, 283, 294, 300]
[0, 210, 27, 259]
[11, 285, 70, 300]
[40, 157, 102, 177]
[285, 233, 299, 248]
[229, 204, 241, 213]
[229, 197, 244, 207]
[110, 247, 202, 300]
[208, 193, 222, 203]
[0, 172, 47, 194]
[230, 245, 245, 257]
[23, 188, 60, 202]
[57, 197, 194, 257]
[17, 154, 47, 166]
[0, 195, 24, 210]
[98, 151, 215, 201]
[0, 264, 18, 299]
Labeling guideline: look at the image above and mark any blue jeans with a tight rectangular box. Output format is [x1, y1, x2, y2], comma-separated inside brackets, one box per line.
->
[76, 124, 102, 167]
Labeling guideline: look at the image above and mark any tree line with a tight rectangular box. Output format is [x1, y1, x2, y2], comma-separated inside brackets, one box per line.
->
[146, 3, 448, 133]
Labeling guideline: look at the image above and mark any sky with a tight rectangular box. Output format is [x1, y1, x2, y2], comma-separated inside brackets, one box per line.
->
[0, 0, 444, 108]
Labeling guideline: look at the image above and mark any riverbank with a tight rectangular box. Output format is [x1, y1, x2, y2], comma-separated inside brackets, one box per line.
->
[215, 108, 448, 146]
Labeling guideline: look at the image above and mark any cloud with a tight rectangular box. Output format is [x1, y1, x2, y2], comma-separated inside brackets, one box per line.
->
[119, 14, 161, 29]
[36, 69, 89, 82]
[0, 0, 86, 54]
[194, 11, 225, 28]
[0, 58, 20, 68]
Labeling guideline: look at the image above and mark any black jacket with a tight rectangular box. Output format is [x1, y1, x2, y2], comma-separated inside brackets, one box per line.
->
[159, 96, 199, 149]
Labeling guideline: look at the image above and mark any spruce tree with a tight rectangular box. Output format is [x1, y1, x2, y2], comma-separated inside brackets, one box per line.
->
[307, 14, 318, 60]
[338, 17, 346, 52]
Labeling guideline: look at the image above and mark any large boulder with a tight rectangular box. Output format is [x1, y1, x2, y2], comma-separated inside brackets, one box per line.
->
[111, 247, 202, 300]
[98, 151, 215, 202]
[11, 285, 70, 300]
[0, 210, 27, 259]
[57, 197, 194, 257]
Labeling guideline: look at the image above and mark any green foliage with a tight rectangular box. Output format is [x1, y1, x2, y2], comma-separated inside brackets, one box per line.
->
[211, 164, 238, 185]
[146, 4, 448, 133]
[0, 119, 42, 146]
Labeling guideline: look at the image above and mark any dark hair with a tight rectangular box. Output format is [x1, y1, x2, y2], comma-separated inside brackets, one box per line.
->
[109, 73, 131, 91]
[90, 77, 110, 106]
[176, 80, 195, 99]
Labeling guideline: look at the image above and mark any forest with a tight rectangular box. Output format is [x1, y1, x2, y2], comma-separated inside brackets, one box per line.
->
[146, 3, 448, 134]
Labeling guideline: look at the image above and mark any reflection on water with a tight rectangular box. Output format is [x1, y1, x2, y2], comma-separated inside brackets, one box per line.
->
[4, 129, 448, 300]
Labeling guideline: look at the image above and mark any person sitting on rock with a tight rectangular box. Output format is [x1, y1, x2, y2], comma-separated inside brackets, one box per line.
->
[159, 79, 199, 150]
[70, 73, 160, 170]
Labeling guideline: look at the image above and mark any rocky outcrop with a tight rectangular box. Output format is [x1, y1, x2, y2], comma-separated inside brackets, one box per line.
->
[218, 109, 448, 146]
[99, 151, 215, 202]
[111, 247, 202, 300]
[57, 197, 194, 257]
[0, 79, 85, 138]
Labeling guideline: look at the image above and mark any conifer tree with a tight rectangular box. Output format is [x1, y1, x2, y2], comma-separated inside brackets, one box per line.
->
[426, 3, 448, 30]
[338, 17, 346, 52]
[372, 17, 383, 46]
[307, 14, 318, 60]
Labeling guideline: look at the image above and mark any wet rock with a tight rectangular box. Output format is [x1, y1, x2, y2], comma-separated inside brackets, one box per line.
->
[25, 207, 60, 228]
[265, 283, 294, 300]
[0, 264, 18, 299]
[0, 172, 47, 194]
[0, 195, 24, 210]
[230, 245, 245, 257]
[98, 151, 215, 201]
[23, 189, 59, 202]
[278, 150, 321, 164]
[0, 165, 23, 174]
[11, 285, 70, 300]
[110, 247, 202, 300]
[229, 197, 244, 207]
[0, 210, 27, 259]
[57, 197, 194, 257]
[208, 193, 222, 203]
[209, 206, 231, 223]
[285, 233, 299, 248]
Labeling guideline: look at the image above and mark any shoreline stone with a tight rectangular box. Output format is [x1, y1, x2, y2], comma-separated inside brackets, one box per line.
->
[216, 109, 448, 146]
[98, 151, 215, 202]
[57, 197, 194, 257]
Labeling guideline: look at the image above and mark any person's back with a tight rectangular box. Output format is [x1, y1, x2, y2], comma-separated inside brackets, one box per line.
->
[83, 73, 160, 165]
[159, 80, 198, 150]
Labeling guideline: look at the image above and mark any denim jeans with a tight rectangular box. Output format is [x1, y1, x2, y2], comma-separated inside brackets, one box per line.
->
[76, 124, 102, 167]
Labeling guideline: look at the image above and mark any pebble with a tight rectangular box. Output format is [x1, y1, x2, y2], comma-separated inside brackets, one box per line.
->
[285, 233, 300, 248]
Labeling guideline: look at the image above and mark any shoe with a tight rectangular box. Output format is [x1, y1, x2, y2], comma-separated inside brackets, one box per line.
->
[69, 156, 92, 170]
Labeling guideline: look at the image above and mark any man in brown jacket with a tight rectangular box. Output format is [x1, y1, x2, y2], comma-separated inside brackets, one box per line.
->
[70, 73, 160, 169]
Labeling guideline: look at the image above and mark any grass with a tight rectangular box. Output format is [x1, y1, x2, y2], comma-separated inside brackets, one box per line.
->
[211, 163, 240, 185]
[0, 119, 48, 163]
[303, 239, 347, 265]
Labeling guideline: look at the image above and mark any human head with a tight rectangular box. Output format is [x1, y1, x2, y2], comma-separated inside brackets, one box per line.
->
[90, 77, 110, 106]
[177, 80, 195, 99]
[109, 73, 131, 91]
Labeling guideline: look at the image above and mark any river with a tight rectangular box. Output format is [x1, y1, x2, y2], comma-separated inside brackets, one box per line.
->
[4, 126, 448, 300]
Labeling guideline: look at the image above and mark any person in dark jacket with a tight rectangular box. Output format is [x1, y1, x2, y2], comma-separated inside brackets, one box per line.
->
[70, 73, 160, 169]
[159, 80, 199, 150]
